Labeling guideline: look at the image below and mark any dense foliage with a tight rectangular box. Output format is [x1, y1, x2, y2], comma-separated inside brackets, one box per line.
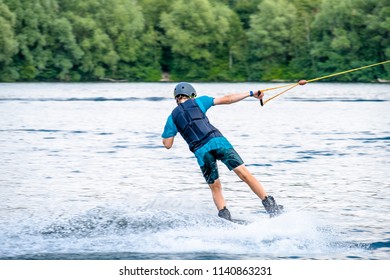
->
[0, 0, 389, 82]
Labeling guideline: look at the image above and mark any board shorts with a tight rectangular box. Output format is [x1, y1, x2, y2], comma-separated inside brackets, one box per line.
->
[200, 148, 244, 184]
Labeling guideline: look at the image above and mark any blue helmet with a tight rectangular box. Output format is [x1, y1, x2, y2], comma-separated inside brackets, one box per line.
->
[174, 82, 197, 98]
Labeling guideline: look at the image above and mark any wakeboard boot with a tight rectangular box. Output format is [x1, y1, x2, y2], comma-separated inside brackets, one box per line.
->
[218, 206, 232, 221]
[262, 196, 284, 218]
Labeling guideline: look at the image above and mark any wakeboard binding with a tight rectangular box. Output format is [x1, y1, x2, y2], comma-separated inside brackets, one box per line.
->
[262, 195, 284, 218]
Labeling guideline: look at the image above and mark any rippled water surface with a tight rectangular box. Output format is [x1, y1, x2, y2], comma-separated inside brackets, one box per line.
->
[0, 82, 389, 260]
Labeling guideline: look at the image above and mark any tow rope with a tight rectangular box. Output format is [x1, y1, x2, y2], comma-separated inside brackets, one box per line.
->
[259, 60, 390, 106]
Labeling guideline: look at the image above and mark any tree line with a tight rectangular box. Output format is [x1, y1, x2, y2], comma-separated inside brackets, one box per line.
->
[0, 0, 389, 82]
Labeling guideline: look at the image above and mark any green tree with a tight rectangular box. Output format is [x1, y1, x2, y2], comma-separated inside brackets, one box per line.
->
[138, 0, 173, 77]
[138, 0, 172, 29]
[220, 0, 262, 30]
[112, 1, 161, 81]
[59, 0, 160, 81]
[247, 0, 298, 81]
[3, 0, 84, 81]
[1, 0, 388, 82]
[358, 0, 390, 80]
[0, 0, 18, 81]
[160, 0, 246, 81]
[42, 17, 83, 81]
[288, 0, 322, 78]
[3, 0, 54, 80]
[311, 0, 389, 81]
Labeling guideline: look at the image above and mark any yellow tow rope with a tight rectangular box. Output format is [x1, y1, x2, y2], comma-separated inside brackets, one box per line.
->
[260, 60, 390, 106]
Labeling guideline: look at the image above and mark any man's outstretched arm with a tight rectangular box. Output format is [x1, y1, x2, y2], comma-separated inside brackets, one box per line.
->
[214, 91, 264, 105]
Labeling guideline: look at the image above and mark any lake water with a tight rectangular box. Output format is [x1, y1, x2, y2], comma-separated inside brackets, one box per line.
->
[0, 82, 389, 260]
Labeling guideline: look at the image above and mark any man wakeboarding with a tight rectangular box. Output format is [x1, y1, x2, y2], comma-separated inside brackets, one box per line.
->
[162, 82, 284, 220]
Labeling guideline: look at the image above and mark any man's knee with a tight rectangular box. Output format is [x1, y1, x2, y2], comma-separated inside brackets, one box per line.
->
[209, 179, 221, 190]
[234, 165, 251, 181]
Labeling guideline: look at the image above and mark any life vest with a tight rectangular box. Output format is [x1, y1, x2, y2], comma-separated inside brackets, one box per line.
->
[171, 99, 223, 152]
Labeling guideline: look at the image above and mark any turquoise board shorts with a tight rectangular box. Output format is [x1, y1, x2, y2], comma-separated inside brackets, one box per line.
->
[200, 147, 244, 184]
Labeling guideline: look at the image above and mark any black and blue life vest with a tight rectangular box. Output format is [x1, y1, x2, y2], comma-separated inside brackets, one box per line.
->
[171, 99, 223, 152]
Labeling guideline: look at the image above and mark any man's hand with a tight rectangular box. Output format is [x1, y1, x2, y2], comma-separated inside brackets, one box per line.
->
[162, 137, 174, 149]
[253, 90, 264, 100]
